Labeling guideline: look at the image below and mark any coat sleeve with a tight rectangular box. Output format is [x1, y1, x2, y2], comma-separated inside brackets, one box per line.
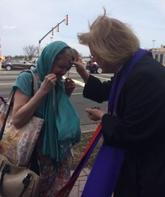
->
[101, 71, 165, 149]
[83, 75, 112, 103]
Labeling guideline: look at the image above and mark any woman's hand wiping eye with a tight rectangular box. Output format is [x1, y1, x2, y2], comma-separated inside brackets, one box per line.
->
[39, 74, 57, 95]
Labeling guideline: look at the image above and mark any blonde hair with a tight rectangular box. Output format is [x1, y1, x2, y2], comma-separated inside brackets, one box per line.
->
[78, 10, 140, 65]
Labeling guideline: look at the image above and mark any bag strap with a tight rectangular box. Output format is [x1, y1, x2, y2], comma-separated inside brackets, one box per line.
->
[29, 70, 40, 94]
[0, 90, 15, 140]
[0, 164, 10, 194]
[0, 97, 6, 104]
[18, 173, 33, 197]
[23, 69, 39, 95]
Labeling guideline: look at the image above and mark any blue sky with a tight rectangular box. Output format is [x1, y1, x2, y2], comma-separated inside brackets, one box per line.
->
[0, 0, 165, 56]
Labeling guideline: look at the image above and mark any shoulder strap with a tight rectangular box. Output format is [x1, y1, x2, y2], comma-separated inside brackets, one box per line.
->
[23, 69, 40, 95]
[29, 70, 39, 95]
[0, 97, 6, 104]
[0, 90, 15, 140]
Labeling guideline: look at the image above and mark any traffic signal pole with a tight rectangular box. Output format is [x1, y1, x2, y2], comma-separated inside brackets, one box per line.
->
[38, 15, 68, 55]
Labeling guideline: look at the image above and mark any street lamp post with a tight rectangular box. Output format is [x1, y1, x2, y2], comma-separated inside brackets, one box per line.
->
[38, 15, 68, 55]
[152, 40, 156, 49]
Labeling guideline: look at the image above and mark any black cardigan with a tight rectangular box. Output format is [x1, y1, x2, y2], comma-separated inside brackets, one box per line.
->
[83, 54, 165, 197]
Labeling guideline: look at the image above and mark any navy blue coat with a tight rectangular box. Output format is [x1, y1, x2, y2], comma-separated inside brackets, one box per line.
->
[83, 54, 165, 197]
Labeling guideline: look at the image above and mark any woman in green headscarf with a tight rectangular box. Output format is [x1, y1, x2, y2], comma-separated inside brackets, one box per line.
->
[12, 41, 81, 196]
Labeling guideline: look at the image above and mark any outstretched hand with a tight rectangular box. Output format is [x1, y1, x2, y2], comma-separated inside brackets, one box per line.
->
[73, 57, 86, 72]
[85, 107, 105, 121]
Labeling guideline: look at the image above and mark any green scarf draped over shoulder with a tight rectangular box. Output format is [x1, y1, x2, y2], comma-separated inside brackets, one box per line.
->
[33, 41, 81, 162]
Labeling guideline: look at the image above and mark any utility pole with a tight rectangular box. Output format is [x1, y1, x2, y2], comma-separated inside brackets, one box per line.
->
[38, 15, 68, 55]
[152, 40, 156, 49]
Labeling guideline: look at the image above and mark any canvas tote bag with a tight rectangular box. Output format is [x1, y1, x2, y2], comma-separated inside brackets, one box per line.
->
[0, 70, 43, 197]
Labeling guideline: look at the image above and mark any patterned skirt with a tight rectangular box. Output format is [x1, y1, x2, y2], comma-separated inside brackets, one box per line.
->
[37, 152, 73, 197]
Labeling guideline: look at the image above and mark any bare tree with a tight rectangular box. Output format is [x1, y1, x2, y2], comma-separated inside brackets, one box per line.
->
[23, 45, 39, 60]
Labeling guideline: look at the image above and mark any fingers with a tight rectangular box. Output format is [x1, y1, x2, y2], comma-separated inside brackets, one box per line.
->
[39, 74, 57, 95]
[85, 108, 94, 114]
[73, 57, 85, 67]
[45, 73, 57, 85]
[65, 78, 76, 95]
[67, 83, 76, 90]
[65, 78, 75, 87]
[85, 107, 100, 113]
[85, 107, 105, 121]
[65, 77, 73, 83]
[85, 108, 99, 120]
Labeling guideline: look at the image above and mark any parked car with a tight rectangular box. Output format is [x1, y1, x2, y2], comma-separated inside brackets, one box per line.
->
[86, 61, 102, 74]
[1, 60, 36, 71]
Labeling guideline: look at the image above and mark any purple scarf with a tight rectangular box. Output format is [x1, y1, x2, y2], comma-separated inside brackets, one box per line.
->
[82, 49, 148, 197]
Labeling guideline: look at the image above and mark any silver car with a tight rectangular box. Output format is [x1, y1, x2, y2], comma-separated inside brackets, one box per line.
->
[2, 60, 35, 71]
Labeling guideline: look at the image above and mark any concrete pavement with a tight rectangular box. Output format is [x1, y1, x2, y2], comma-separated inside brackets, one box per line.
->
[69, 168, 90, 197]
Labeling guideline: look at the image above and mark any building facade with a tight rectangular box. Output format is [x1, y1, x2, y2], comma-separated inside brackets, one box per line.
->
[151, 45, 165, 66]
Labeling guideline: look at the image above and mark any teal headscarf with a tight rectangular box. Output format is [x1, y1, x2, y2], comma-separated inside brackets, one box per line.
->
[33, 41, 80, 162]
[36, 41, 69, 81]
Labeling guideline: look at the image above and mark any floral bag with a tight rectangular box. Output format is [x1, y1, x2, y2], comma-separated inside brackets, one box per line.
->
[0, 70, 44, 166]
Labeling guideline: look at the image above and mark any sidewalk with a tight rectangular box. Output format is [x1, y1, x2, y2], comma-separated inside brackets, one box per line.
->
[68, 130, 102, 196]
[69, 168, 90, 197]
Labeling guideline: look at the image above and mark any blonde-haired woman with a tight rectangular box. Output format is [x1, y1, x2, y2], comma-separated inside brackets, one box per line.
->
[74, 10, 165, 197]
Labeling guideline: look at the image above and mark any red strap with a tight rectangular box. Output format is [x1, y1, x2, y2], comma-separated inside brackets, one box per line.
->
[80, 124, 102, 159]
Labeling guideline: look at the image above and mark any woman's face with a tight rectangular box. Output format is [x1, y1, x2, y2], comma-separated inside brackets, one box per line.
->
[52, 49, 73, 78]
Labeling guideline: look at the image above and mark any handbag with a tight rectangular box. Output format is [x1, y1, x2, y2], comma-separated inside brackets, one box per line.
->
[0, 113, 44, 166]
[0, 154, 40, 197]
[0, 70, 44, 166]
[0, 70, 43, 197]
